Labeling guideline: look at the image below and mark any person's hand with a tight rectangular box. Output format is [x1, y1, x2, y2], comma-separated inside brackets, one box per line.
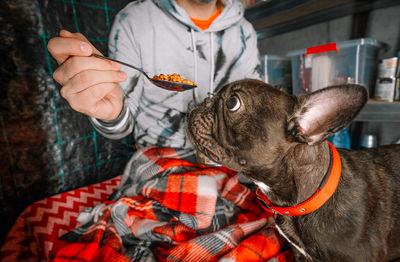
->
[47, 30, 127, 120]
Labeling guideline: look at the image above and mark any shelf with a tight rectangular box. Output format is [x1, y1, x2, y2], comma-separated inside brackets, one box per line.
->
[354, 100, 400, 122]
[244, 0, 400, 39]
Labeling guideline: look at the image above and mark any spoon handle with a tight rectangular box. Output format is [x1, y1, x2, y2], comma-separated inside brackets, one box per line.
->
[92, 54, 151, 79]
[91, 54, 196, 92]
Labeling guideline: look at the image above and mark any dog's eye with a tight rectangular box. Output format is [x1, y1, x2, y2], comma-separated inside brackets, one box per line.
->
[226, 96, 241, 112]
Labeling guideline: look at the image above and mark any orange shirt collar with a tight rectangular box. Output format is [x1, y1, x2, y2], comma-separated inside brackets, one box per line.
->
[190, 6, 222, 30]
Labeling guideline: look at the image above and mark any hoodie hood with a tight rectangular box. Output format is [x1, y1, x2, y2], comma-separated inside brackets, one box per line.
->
[153, 0, 244, 32]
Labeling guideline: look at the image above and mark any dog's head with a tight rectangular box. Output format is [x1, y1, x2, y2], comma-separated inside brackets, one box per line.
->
[186, 79, 367, 175]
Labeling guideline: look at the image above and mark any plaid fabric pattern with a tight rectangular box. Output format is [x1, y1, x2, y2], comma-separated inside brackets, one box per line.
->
[51, 147, 293, 261]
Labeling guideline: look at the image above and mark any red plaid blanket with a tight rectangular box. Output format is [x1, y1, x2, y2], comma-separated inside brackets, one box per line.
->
[51, 147, 293, 261]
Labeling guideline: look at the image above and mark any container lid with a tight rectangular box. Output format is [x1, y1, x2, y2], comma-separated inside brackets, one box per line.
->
[286, 38, 384, 57]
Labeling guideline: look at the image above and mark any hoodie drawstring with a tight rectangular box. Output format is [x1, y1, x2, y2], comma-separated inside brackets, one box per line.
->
[190, 28, 199, 102]
[190, 29, 215, 101]
[209, 32, 214, 98]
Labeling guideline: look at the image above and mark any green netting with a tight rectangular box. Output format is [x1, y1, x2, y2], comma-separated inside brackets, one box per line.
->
[0, 0, 134, 244]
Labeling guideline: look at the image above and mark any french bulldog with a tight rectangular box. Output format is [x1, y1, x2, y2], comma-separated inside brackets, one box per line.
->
[186, 79, 400, 262]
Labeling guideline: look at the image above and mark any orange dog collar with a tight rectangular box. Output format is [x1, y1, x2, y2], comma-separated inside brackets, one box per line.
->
[257, 142, 342, 216]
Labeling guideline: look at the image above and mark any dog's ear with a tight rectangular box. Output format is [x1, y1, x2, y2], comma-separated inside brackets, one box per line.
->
[287, 84, 368, 145]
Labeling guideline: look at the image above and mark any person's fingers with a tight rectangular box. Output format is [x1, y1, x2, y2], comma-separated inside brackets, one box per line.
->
[53, 56, 121, 85]
[59, 30, 102, 54]
[59, 29, 76, 38]
[60, 69, 127, 98]
[59, 29, 80, 39]
[94, 92, 125, 120]
[65, 83, 124, 120]
[47, 36, 93, 65]
[49, 30, 125, 120]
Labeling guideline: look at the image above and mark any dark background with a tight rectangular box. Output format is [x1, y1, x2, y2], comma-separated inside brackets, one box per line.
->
[0, 0, 135, 245]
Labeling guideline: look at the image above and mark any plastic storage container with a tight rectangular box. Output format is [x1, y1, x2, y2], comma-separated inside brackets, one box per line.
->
[261, 55, 292, 93]
[328, 128, 351, 149]
[287, 38, 383, 95]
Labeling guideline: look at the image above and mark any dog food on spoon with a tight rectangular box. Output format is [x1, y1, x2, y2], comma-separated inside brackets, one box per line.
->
[152, 73, 196, 86]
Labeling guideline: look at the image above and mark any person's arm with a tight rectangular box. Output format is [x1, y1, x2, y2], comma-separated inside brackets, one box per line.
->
[89, 8, 144, 139]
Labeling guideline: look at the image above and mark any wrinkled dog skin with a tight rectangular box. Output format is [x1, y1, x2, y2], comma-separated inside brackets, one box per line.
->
[187, 79, 400, 262]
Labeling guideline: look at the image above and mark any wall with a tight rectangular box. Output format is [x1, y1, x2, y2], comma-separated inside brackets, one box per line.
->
[258, 15, 352, 56]
[257, 5, 400, 59]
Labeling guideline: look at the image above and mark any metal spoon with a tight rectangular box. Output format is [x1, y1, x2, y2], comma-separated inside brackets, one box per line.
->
[92, 54, 197, 92]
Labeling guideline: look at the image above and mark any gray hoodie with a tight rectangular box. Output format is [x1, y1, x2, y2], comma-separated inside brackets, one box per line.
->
[91, 0, 261, 149]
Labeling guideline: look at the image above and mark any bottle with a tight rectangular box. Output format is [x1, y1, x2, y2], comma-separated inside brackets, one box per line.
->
[328, 128, 351, 149]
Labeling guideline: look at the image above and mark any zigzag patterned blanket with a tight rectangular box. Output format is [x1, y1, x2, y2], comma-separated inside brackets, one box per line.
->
[51, 147, 293, 261]
[0, 176, 121, 261]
